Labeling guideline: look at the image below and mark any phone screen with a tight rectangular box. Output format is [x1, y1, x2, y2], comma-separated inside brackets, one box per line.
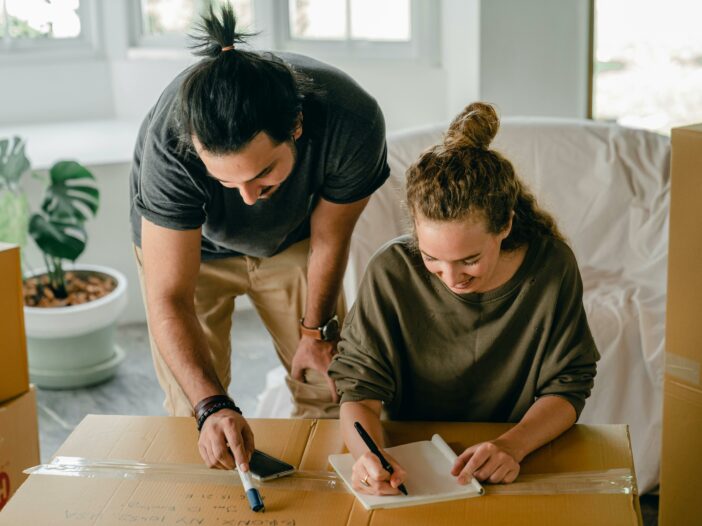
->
[249, 449, 295, 481]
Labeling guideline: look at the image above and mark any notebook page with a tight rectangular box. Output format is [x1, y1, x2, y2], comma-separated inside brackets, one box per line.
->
[328, 434, 483, 510]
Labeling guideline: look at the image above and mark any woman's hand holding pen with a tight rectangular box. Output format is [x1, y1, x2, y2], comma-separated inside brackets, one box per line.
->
[351, 450, 407, 495]
[451, 439, 521, 484]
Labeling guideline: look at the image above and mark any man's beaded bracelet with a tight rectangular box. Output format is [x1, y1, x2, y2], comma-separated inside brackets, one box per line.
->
[195, 395, 242, 432]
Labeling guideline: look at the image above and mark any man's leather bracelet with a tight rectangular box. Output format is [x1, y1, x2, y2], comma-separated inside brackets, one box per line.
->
[194, 395, 242, 432]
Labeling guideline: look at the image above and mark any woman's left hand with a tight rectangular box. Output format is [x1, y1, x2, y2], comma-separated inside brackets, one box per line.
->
[451, 439, 521, 484]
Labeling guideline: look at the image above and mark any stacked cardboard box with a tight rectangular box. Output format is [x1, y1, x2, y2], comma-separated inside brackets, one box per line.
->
[659, 124, 702, 525]
[0, 244, 40, 512]
[0, 415, 641, 525]
[0, 243, 29, 402]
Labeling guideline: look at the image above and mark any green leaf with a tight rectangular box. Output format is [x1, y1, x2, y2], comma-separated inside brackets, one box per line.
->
[29, 214, 87, 261]
[0, 187, 30, 247]
[43, 161, 100, 223]
[0, 136, 31, 184]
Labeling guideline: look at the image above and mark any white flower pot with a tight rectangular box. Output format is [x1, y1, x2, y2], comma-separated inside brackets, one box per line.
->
[24, 264, 128, 389]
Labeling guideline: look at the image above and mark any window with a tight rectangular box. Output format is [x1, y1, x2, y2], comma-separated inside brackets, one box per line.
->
[279, 0, 437, 61]
[593, 0, 702, 135]
[288, 0, 410, 42]
[134, 0, 254, 47]
[0, 0, 95, 53]
[131, 0, 437, 62]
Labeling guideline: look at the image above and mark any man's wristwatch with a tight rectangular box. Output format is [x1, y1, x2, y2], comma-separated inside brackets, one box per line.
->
[300, 315, 340, 341]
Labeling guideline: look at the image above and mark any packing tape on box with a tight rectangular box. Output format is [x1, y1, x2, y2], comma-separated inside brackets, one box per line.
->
[26, 457, 635, 496]
[665, 352, 701, 386]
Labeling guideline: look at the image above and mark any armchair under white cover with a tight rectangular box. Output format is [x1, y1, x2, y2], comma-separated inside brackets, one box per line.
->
[342, 117, 670, 494]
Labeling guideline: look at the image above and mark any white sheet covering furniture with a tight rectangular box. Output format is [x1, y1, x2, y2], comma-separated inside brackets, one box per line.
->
[256, 117, 670, 494]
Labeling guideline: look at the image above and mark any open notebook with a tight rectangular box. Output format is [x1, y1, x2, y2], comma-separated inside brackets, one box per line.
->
[328, 434, 484, 510]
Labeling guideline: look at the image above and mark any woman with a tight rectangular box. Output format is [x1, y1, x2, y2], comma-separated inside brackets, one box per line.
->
[328, 102, 599, 495]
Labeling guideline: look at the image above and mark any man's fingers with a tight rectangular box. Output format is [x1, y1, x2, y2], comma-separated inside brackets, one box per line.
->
[241, 425, 256, 458]
[211, 437, 236, 470]
[291, 359, 305, 382]
[199, 443, 216, 469]
[232, 440, 250, 471]
[224, 427, 251, 471]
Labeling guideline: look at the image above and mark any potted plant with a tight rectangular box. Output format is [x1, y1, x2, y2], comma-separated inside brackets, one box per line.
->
[0, 136, 127, 389]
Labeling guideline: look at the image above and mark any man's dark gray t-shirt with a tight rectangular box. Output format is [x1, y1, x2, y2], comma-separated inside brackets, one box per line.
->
[130, 52, 390, 259]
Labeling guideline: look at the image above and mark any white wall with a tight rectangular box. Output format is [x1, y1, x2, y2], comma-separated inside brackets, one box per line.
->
[0, 59, 115, 124]
[480, 0, 592, 118]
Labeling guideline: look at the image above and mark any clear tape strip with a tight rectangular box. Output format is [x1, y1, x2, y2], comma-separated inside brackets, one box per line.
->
[666, 352, 701, 386]
[26, 457, 635, 496]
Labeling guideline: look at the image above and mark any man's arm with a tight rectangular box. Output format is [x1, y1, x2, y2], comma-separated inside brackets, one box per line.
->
[303, 196, 369, 326]
[290, 197, 370, 392]
[141, 218, 254, 470]
[141, 218, 223, 403]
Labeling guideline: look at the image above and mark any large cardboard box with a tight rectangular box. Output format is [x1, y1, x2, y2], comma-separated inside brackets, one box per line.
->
[0, 415, 641, 525]
[0, 243, 29, 403]
[660, 124, 702, 526]
[0, 387, 40, 512]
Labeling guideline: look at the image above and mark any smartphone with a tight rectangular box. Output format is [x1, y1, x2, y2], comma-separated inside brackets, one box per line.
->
[248, 449, 295, 481]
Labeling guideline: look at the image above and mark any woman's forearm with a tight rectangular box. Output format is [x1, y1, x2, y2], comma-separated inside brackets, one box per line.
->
[340, 400, 384, 459]
[494, 395, 576, 462]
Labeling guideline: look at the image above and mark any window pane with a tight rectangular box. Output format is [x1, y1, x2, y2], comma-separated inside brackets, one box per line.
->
[223, 0, 253, 31]
[6, 0, 81, 39]
[141, 0, 198, 35]
[350, 0, 410, 41]
[289, 0, 346, 40]
[594, 0, 702, 135]
[141, 0, 253, 37]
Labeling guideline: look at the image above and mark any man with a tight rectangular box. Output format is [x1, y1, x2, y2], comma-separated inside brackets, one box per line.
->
[130, 6, 389, 472]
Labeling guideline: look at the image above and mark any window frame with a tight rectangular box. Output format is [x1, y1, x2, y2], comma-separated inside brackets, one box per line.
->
[128, 0, 438, 63]
[0, 0, 101, 60]
[274, 0, 439, 63]
[129, 0, 271, 51]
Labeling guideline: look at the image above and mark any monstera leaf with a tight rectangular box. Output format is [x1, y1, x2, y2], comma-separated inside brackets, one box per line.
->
[0, 187, 30, 247]
[40, 161, 99, 223]
[28, 215, 87, 261]
[27, 160, 99, 297]
[0, 136, 31, 184]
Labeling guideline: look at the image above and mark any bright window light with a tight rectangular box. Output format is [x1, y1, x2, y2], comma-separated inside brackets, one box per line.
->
[594, 0, 702, 135]
[140, 0, 254, 37]
[4, 0, 81, 39]
[350, 0, 409, 41]
[289, 0, 411, 42]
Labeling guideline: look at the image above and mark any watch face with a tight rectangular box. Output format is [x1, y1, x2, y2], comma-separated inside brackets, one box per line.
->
[321, 317, 340, 341]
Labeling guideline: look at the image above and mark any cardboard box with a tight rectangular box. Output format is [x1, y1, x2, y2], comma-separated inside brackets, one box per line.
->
[0, 387, 40, 512]
[0, 415, 641, 525]
[0, 243, 29, 403]
[660, 124, 702, 526]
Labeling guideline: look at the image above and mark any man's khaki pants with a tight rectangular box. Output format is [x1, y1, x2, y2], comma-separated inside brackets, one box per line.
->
[134, 238, 345, 419]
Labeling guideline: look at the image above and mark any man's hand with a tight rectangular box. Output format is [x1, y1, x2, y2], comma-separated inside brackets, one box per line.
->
[451, 439, 521, 484]
[351, 450, 407, 496]
[290, 334, 339, 402]
[198, 409, 255, 470]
